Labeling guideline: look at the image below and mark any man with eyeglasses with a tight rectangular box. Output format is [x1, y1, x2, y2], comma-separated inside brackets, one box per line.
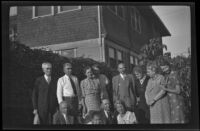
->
[112, 63, 137, 112]
[57, 62, 82, 124]
[32, 62, 58, 125]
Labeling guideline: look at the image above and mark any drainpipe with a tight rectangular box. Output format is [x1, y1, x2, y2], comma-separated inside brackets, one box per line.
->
[97, 5, 102, 62]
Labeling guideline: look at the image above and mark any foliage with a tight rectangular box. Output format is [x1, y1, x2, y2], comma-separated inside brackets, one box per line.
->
[140, 38, 191, 122]
[7, 41, 116, 126]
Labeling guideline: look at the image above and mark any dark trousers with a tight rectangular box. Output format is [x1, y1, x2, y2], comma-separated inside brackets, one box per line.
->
[38, 112, 53, 125]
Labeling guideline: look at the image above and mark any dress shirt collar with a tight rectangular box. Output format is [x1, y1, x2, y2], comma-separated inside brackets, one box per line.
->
[44, 74, 51, 81]
[120, 73, 126, 79]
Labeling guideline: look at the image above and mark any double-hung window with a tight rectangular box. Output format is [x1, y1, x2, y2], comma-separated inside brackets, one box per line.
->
[32, 6, 54, 18]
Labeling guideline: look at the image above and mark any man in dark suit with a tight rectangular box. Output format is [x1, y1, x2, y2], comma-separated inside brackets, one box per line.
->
[112, 63, 136, 112]
[32, 62, 58, 125]
[100, 98, 117, 124]
[53, 101, 74, 124]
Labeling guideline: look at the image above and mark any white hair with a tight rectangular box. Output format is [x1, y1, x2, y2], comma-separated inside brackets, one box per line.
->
[42, 62, 52, 69]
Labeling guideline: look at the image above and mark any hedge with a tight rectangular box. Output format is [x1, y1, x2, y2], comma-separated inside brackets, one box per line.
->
[5, 41, 117, 126]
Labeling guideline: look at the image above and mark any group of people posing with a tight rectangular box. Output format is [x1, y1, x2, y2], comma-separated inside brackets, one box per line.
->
[32, 60, 186, 125]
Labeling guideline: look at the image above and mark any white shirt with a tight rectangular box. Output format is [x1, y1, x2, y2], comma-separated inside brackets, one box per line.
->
[120, 73, 127, 80]
[104, 110, 108, 118]
[44, 74, 51, 83]
[62, 113, 67, 124]
[57, 75, 75, 104]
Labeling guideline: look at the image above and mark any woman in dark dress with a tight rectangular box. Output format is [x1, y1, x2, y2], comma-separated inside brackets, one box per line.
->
[133, 65, 150, 124]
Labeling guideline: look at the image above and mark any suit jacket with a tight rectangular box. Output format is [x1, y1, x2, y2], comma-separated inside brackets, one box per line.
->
[53, 110, 74, 124]
[32, 76, 58, 119]
[100, 109, 117, 124]
[112, 74, 136, 110]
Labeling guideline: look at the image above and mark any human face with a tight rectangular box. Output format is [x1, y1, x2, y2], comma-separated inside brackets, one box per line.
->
[42, 64, 52, 76]
[85, 68, 93, 79]
[160, 65, 170, 74]
[116, 103, 125, 115]
[102, 99, 110, 111]
[93, 67, 100, 76]
[146, 66, 155, 78]
[60, 104, 68, 115]
[118, 64, 126, 74]
[134, 71, 143, 80]
[92, 115, 102, 124]
[64, 64, 72, 76]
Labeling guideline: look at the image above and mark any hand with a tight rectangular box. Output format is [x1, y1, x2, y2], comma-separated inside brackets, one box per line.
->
[33, 109, 38, 115]
[160, 84, 167, 91]
[150, 99, 156, 106]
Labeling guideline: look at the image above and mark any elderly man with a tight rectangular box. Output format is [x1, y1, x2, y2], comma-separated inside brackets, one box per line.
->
[112, 63, 136, 112]
[53, 101, 74, 124]
[57, 63, 82, 124]
[32, 62, 58, 125]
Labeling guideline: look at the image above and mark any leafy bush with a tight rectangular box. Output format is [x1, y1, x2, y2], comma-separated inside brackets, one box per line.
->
[6, 41, 116, 126]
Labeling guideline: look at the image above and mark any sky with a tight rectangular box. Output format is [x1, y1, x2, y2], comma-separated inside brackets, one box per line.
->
[10, 6, 191, 57]
[152, 6, 191, 57]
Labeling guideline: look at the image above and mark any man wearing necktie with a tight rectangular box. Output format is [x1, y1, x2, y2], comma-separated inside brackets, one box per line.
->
[100, 98, 117, 124]
[32, 62, 58, 125]
[57, 63, 82, 124]
[112, 63, 137, 112]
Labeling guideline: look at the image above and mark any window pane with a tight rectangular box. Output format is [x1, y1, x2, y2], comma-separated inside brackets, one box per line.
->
[131, 8, 136, 29]
[35, 6, 51, 17]
[60, 6, 79, 12]
[117, 6, 124, 18]
[117, 51, 122, 60]
[130, 56, 134, 64]
[109, 48, 115, 58]
[10, 6, 17, 16]
[60, 49, 74, 58]
[110, 58, 117, 69]
[109, 6, 116, 13]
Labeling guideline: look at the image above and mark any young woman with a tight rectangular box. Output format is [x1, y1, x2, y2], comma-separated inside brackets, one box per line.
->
[115, 100, 137, 124]
[80, 66, 104, 118]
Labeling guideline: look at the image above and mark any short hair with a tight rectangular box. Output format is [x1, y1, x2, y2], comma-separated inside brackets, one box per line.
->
[118, 62, 125, 68]
[84, 66, 92, 74]
[159, 59, 171, 67]
[146, 61, 159, 73]
[42, 62, 52, 69]
[92, 64, 100, 70]
[63, 63, 72, 68]
[114, 99, 127, 111]
[133, 65, 144, 75]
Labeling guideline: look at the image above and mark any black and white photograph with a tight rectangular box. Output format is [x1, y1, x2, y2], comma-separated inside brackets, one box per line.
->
[2, 1, 199, 130]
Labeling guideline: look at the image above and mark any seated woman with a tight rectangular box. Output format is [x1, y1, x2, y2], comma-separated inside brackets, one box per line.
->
[115, 100, 137, 124]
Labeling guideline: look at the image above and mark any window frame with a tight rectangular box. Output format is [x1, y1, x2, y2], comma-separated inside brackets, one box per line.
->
[57, 6, 81, 14]
[32, 6, 54, 19]
[131, 7, 141, 34]
[108, 6, 125, 21]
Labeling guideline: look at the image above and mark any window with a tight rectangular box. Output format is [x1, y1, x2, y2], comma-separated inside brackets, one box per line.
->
[33, 6, 54, 18]
[130, 56, 135, 70]
[108, 47, 117, 69]
[117, 50, 123, 64]
[58, 6, 81, 13]
[108, 6, 116, 13]
[10, 6, 17, 16]
[60, 49, 75, 58]
[117, 6, 125, 19]
[9, 25, 17, 42]
[131, 7, 141, 33]
[135, 58, 138, 65]
[108, 6, 125, 20]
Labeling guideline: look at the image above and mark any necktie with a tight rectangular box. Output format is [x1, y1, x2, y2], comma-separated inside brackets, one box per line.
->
[47, 76, 51, 84]
[69, 77, 77, 95]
